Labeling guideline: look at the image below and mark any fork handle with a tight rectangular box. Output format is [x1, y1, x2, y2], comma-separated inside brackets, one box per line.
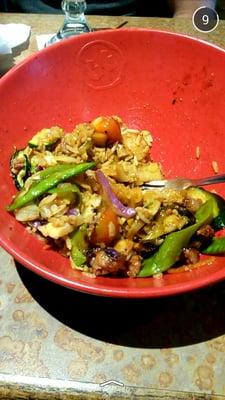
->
[194, 174, 225, 186]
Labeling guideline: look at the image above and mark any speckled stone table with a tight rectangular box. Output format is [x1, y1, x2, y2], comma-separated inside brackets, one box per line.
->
[1, 13, 225, 400]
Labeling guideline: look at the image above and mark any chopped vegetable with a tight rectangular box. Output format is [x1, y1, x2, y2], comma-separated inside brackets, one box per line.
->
[96, 170, 136, 218]
[38, 163, 80, 179]
[215, 229, 225, 238]
[138, 199, 215, 277]
[15, 203, 40, 222]
[67, 208, 79, 216]
[10, 150, 31, 189]
[92, 132, 108, 147]
[186, 187, 225, 218]
[91, 207, 120, 245]
[213, 209, 225, 230]
[91, 116, 122, 144]
[7, 162, 96, 211]
[202, 237, 225, 254]
[48, 182, 81, 203]
[70, 224, 88, 268]
[25, 163, 82, 186]
[29, 127, 63, 149]
[142, 206, 190, 241]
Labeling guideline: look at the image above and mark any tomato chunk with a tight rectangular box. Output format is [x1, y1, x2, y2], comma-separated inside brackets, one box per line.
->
[92, 116, 122, 144]
[91, 208, 120, 245]
[215, 229, 225, 238]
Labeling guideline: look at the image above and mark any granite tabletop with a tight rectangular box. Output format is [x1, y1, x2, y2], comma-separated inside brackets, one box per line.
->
[1, 12, 225, 400]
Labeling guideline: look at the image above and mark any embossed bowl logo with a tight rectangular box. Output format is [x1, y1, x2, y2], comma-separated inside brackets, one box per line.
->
[78, 40, 125, 89]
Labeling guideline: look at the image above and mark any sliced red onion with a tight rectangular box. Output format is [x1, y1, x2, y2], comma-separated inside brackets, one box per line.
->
[67, 208, 79, 216]
[36, 165, 44, 172]
[32, 220, 43, 228]
[95, 170, 136, 218]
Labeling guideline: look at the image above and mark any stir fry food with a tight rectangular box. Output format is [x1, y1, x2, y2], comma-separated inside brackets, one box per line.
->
[7, 116, 225, 278]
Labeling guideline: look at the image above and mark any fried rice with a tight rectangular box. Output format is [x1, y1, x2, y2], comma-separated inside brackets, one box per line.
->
[8, 116, 216, 277]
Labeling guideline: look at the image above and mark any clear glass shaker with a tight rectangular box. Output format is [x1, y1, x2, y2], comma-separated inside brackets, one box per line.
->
[46, 0, 91, 46]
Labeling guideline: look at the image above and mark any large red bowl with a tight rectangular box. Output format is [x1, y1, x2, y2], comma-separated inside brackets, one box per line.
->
[1, 28, 225, 298]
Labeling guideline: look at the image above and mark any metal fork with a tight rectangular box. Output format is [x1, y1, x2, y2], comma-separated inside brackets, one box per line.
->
[142, 174, 225, 191]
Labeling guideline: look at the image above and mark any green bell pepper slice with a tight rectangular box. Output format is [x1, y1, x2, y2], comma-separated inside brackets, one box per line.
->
[70, 224, 88, 268]
[48, 183, 81, 203]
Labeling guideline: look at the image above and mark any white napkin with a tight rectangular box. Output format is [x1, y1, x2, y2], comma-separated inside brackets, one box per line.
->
[0, 23, 31, 73]
[36, 34, 55, 50]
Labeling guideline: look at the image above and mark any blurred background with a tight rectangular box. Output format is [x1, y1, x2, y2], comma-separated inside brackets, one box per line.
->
[0, 0, 224, 19]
